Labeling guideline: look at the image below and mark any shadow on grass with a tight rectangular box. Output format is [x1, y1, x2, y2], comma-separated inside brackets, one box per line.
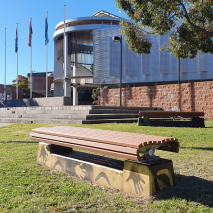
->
[181, 147, 213, 151]
[155, 174, 213, 207]
[191, 147, 213, 151]
[0, 141, 38, 144]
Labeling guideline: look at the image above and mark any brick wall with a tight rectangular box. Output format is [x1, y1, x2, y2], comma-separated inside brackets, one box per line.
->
[101, 81, 213, 119]
[0, 85, 23, 100]
[33, 77, 46, 91]
[33, 76, 53, 95]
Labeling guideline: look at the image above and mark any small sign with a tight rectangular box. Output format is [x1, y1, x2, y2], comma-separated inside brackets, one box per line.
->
[0, 93, 5, 100]
[7, 95, 12, 100]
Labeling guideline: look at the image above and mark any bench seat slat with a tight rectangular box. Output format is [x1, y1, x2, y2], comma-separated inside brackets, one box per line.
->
[32, 126, 176, 148]
[30, 132, 139, 155]
[31, 136, 140, 161]
[32, 128, 140, 148]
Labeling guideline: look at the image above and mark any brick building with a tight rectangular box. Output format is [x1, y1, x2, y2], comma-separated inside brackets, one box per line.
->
[27, 72, 54, 96]
[0, 84, 23, 100]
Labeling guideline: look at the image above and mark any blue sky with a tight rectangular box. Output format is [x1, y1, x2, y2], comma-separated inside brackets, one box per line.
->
[0, 0, 128, 85]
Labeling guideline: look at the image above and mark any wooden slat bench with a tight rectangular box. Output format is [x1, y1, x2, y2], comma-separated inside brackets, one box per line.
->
[31, 126, 179, 197]
[30, 126, 179, 161]
[138, 111, 205, 127]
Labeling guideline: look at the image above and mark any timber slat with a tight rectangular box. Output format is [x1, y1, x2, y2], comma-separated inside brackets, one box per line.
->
[30, 132, 138, 155]
[31, 126, 179, 161]
[32, 126, 176, 148]
[31, 136, 140, 161]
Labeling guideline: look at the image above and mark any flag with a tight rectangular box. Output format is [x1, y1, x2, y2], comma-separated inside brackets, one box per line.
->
[15, 26, 18, 52]
[45, 15, 49, 45]
[28, 20, 33, 47]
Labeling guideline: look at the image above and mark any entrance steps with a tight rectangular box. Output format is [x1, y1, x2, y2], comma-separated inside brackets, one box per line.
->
[0, 105, 162, 124]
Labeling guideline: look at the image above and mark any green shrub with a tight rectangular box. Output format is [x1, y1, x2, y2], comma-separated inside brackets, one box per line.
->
[91, 88, 100, 105]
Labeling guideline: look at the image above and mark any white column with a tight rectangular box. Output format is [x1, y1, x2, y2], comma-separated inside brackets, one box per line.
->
[54, 41, 63, 97]
[54, 82, 63, 97]
[64, 33, 71, 97]
[73, 53, 78, 105]
[46, 12, 48, 98]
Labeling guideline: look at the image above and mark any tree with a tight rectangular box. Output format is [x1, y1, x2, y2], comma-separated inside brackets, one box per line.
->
[12, 75, 30, 90]
[115, 0, 213, 59]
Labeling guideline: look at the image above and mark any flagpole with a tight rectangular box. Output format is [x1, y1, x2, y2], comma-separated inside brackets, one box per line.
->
[63, 5, 66, 97]
[30, 18, 32, 99]
[46, 12, 48, 97]
[16, 23, 19, 99]
[4, 28, 6, 101]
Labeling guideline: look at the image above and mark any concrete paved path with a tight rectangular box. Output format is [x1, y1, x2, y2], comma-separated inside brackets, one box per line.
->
[0, 123, 15, 128]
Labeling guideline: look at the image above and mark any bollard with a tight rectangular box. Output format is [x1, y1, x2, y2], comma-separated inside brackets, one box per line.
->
[98, 96, 100, 106]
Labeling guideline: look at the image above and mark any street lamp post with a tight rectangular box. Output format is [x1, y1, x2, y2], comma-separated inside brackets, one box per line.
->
[112, 36, 122, 107]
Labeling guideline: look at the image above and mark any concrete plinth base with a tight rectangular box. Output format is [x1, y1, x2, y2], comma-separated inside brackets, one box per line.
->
[37, 142, 175, 197]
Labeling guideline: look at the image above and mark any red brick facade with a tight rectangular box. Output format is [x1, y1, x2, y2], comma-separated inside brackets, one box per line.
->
[101, 81, 213, 119]
[0, 85, 23, 100]
[32, 76, 53, 95]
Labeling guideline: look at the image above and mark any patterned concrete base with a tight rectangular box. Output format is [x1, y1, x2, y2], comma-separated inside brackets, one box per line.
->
[37, 142, 175, 197]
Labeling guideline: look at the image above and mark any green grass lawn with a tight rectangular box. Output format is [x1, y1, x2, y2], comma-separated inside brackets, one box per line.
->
[0, 122, 213, 213]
